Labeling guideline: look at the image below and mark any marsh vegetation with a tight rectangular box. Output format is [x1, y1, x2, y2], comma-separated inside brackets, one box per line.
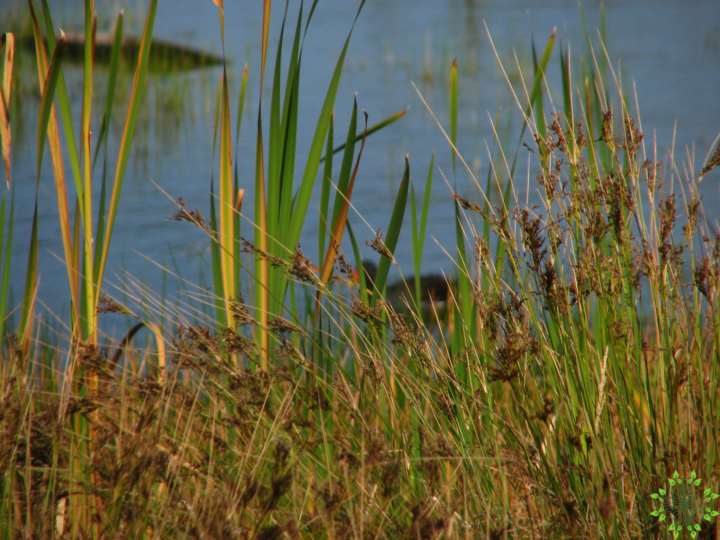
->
[1, 0, 720, 538]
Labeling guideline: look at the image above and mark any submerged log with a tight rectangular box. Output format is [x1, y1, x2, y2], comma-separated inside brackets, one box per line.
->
[23, 32, 223, 71]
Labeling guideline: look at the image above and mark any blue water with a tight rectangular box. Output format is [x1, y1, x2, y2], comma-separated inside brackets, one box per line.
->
[3, 0, 720, 331]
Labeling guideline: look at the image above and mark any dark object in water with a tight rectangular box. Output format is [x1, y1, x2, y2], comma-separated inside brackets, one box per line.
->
[23, 33, 223, 71]
[358, 260, 450, 313]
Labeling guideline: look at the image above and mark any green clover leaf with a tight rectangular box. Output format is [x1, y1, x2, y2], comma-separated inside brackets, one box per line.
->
[674, 471, 680, 480]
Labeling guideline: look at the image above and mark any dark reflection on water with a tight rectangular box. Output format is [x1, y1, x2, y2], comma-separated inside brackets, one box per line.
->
[3, 0, 720, 324]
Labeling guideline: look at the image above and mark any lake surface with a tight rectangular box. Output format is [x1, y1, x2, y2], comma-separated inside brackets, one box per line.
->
[3, 0, 720, 327]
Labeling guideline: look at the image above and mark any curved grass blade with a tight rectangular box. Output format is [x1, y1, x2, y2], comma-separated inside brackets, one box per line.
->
[320, 108, 407, 162]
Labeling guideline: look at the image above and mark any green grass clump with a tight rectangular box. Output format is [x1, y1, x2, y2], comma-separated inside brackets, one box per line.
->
[2, 1, 720, 539]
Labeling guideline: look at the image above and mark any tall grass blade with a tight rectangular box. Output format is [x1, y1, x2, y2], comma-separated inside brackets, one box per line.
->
[209, 181, 227, 329]
[261, 0, 271, 85]
[319, 108, 366, 292]
[410, 151, 434, 306]
[276, 4, 304, 243]
[0, 33, 13, 188]
[232, 67, 248, 298]
[560, 41, 573, 129]
[329, 97, 358, 243]
[92, 10, 123, 169]
[29, 15, 79, 330]
[286, 3, 365, 252]
[97, 0, 158, 308]
[35, 33, 65, 185]
[254, 111, 268, 368]
[346, 220, 368, 302]
[80, 3, 96, 344]
[218, 69, 235, 326]
[319, 113, 334, 264]
[234, 64, 248, 165]
[518, 29, 555, 153]
[371, 156, 409, 307]
[449, 59, 458, 176]
[314, 111, 366, 337]
[266, 7, 289, 269]
[0, 192, 13, 340]
[19, 202, 39, 352]
[531, 39, 547, 138]
[253, 0, 273, 370]
[449, 60, 473, 348]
